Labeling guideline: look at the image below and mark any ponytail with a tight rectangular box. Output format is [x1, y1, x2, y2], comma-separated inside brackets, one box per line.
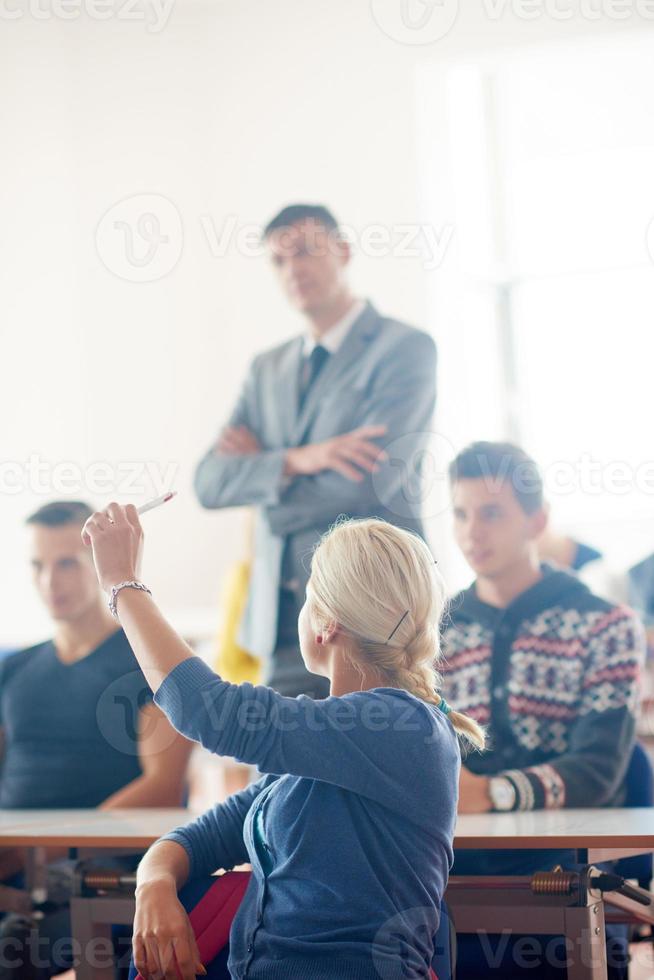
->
[309, 518, 486, 752]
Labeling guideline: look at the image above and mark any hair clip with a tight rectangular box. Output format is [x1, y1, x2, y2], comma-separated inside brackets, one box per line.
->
[386, 609, 409, 643]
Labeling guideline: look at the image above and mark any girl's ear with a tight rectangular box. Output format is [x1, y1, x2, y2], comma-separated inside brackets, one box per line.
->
[321, 621, 339, 646]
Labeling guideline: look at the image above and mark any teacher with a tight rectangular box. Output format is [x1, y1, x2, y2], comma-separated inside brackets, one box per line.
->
[194, 203, 438, 700]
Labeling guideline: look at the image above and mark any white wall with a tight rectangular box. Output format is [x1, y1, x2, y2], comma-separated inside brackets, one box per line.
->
[2, 0, 652, 644]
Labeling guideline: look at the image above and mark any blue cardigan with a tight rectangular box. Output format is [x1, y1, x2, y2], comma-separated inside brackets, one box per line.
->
[155, 657, 460, 979]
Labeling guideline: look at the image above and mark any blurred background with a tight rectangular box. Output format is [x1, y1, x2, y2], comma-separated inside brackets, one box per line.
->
[2, 0, 653, 649]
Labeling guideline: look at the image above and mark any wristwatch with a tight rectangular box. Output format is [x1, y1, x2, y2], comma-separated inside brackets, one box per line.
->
[488, 776, 517, 812]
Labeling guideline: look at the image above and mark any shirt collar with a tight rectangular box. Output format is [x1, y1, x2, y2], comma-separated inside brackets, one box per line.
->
[303, 299, 366, 357]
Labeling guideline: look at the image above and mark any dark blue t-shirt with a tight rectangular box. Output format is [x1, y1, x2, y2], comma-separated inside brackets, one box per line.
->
[0, 629, 153, 808]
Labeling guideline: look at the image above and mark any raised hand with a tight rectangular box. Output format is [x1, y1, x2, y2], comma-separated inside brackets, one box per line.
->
[81, 502, 144, 594]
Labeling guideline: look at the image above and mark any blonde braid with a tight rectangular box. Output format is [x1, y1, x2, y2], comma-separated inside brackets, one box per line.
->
[309, 519, 486, 752]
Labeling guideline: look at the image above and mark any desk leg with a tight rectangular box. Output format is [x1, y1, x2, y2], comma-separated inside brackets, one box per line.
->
[70, 896, 135, 980]
[562, 903, 607, 980]
[70, 898, 113, 980]
[24, 846, 48, 904]
[446, 878, 610, 980]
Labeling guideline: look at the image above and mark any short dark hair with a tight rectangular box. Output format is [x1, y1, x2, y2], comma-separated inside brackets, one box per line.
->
[263, 203, 340, 239]
[449, 441, 544, 514]
[26, 500, 94, 528]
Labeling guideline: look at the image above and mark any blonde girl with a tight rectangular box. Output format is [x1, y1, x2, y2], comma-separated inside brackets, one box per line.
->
[83, 509, 484, 980]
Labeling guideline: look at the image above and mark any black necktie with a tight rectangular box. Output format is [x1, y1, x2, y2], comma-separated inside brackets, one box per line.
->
[299, 344, 330, 410]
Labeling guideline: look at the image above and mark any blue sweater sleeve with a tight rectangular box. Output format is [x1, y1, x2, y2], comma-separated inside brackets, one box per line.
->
[159, 773, 278, 878]
[154, 657, 458, 822]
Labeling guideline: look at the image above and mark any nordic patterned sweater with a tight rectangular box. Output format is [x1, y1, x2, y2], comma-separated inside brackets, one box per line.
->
[441, 565, 644, 811]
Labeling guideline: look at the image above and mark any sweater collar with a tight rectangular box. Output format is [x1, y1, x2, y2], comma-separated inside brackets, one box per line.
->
[450, 563, 590, 628]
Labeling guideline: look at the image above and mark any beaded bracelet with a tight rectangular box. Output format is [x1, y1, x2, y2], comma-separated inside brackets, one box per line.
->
[108, 580, 152, 620]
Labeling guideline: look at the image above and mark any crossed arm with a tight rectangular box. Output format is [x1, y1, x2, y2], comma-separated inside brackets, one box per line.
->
[194, 331, 437, 534]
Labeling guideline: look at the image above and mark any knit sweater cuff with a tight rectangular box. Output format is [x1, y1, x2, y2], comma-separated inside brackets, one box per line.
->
[525, 764, 567, 809]
[502, 765, 566, 810]
[157, 829, 200, 879]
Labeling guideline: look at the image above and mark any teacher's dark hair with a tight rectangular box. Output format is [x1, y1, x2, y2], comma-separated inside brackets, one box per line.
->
[26, 500, 94, 528]
[263, 204, 340, 238]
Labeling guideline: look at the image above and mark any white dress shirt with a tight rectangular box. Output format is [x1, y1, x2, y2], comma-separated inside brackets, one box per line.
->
[302, 299, 366, 357]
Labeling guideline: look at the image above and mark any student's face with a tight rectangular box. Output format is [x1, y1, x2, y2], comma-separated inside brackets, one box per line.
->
[29, 523, 102, 622]
[267, 220, 350, 316]
[452, 479, 545, 579]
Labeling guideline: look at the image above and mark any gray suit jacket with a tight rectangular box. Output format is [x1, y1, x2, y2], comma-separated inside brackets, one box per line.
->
[195, 302, 437, 662]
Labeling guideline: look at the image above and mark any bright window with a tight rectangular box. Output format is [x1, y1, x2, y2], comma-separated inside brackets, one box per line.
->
[419, 35, 654, 573]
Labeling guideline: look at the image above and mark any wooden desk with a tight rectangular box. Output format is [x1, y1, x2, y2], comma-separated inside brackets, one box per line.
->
[0, 807, 194, 849]
[0, 808, 195, 980]
[3, 807, 654, 979]
[455, 807, 654, 863]
[451, 808, 654, 979]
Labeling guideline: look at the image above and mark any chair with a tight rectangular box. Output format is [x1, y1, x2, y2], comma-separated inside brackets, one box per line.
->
[432, 901, 453, 979]
[602, 741, 654, 978]
[616, 741, 654, 888]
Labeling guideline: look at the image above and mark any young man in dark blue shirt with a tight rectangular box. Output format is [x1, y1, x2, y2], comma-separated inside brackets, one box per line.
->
[0, 501, 193, 976]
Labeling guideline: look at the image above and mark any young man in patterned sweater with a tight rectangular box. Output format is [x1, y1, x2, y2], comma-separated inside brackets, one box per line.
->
[442, 441, 643, 819]
[441, 441, 645, 978]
